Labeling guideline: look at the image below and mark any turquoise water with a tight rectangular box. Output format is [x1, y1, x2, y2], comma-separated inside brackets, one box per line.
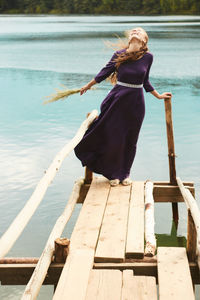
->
[0, 15, 200, 299]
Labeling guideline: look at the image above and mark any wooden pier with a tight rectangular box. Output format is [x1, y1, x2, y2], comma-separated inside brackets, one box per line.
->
[0, 99, 200, 299]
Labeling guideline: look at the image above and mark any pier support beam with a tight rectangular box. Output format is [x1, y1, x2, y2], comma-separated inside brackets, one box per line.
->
[164, 98, 178, 226]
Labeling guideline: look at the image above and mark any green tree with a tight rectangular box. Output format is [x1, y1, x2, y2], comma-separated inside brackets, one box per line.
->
[143, 0, 161, 14]
[160, 0, 171, 13]
[62, 0, 75, 13]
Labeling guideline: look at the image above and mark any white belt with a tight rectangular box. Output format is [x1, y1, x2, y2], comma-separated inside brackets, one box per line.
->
[117, 81, 143, 88]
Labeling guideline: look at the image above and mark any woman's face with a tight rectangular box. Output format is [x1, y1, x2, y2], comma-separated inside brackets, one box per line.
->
[128, 28, 147, 44]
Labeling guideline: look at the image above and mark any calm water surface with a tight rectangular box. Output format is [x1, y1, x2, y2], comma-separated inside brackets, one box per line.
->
[0, 15, 200, 299]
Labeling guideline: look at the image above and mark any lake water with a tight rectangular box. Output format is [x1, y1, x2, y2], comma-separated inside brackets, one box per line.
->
[0, 15, 200, 299]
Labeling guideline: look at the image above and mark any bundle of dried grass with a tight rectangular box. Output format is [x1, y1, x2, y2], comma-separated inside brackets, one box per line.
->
[43, 85, 81, 104]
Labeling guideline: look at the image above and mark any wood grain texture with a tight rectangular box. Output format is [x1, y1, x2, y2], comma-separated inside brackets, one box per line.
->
[53, 249, 94, 300]
[126, 182, 144, 258]
[122, 270, 157, 300]
[85, 269, 122, 300]
[157, 247, 195, 300]
[53, 176, 110, 300]
[95, 184, 131, 262]
[70, 176, 110, 251]
[153, 185, 195, 203]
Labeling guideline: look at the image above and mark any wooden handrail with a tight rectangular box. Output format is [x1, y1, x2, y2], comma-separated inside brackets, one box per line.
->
[177, 177, 200, 268]
[0, 110, 98, 258]
[21, 178, 83, 300]
[144, 180, 156, 257]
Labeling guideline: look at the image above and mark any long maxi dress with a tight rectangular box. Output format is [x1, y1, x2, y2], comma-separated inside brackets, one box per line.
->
[74, 49, 154, 181]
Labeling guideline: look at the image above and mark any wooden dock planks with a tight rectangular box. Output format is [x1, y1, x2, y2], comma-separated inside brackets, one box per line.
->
[122, 270, 157, 300]
[126, 181, 145, 258]
[53, 177, 110, 299]
[95, 184, 131, 262]
[70, 176, 110, 251]
[157, 247, 195, 300]
[53, 249, 94, 300]
[85, 269, 122, 300]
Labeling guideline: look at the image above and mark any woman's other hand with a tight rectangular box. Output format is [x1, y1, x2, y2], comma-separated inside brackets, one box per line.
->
[150, 90, 172, 100]
[159, 92, 172, 99]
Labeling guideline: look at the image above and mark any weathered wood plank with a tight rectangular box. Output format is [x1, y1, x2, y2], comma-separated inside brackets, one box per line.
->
[153, 181, 194, 186]
[53, 249, 94, 300]
[126, 182, 144, 258]
[153, 185, 195, 202]
[77, 182, 195, 205]
[0, 264, 62, 285]
[85, 269, 122, 300]
[157, 247, 195, 300]
[122, 270, 157, 300]
[1, 261, 200, 286]
[95, 184, 131, 262]
[70, 176, 110, 251]
[121, 270, 134, 300]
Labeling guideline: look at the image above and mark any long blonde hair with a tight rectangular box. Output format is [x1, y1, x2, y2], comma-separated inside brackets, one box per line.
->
[107, 28, 149, 85]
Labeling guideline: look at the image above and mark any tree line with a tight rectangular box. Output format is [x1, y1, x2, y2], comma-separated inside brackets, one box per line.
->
[0, 0, 200, 15]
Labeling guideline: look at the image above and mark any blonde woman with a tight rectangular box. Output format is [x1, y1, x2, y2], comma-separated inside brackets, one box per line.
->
[75, 28, 171, 186]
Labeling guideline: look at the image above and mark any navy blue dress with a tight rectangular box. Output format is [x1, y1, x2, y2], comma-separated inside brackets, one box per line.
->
[74, 50, 154, 181]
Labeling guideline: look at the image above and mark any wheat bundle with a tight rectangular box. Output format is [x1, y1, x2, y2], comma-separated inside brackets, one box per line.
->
[43, 85, 81, 104]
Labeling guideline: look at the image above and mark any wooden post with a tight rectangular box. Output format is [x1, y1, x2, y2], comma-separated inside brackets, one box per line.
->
[187, 209, 197, 262]
[164, 98, 178, 224]
[54, 238, 70, 263]
[84, 113, 94, 184]
[84, 167, 93, 184]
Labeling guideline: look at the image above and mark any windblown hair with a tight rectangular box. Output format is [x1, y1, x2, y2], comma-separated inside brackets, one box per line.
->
[107, 28, 149, 85]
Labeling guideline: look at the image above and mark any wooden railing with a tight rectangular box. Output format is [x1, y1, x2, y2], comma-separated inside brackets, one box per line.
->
[177, 177, 200, 269]
[0, 109, 98, 259]
[1, 98, 200, 299]
[22, 179, 83, 299]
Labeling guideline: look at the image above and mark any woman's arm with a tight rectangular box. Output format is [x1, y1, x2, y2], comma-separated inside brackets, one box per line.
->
[80, 52, 117, 96]
[150, 89, 172, 99]
[80, 78, 96, 95]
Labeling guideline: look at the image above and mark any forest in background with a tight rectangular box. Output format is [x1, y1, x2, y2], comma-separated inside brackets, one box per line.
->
[0, 0, 200, 15]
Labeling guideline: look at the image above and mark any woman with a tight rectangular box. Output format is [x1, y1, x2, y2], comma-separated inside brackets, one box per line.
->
[74, 27, 171, 186]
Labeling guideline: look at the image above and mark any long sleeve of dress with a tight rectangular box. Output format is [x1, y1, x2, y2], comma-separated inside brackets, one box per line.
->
[94, 52, 117, 83]
[143, 54, 154, 92]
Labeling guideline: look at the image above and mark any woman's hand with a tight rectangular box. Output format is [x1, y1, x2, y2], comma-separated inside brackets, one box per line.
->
[80, 84, 90, 95]
[158, 92, 172, 99]
[80, 79, 97, 96]
[150, 90, 172, 100]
